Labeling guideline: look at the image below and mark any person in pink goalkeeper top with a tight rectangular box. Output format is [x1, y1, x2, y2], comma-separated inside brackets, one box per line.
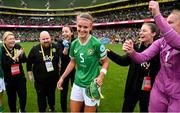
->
[122, 1, 180, 112]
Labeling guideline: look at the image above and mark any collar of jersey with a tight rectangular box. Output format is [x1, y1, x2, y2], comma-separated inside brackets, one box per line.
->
[78, 35, 91, 46]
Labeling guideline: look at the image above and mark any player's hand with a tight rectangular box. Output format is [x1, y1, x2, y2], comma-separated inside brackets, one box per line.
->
[57, 77, 64, 90]
[62, 39, 69, 48]
[122, 39, 134, 54]
[96, 74, 104, 87]
[149, 1, 160, 17]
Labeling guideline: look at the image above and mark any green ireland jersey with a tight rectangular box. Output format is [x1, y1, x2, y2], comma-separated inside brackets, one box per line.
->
[70, 35, 107, 87]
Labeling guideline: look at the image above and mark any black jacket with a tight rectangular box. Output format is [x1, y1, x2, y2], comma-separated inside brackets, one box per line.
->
[107, 43, 160, 98]
[57, 38, 75, 74]
[27, 43, 61, 83]
[2, 44, 27, 82]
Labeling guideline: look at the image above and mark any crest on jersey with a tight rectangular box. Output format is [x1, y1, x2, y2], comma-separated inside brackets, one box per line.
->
[74, 49, 77, 54]
[88, 49, 94, 55]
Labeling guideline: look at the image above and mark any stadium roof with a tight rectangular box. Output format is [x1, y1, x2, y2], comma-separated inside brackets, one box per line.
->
[0, 0, 128, 9]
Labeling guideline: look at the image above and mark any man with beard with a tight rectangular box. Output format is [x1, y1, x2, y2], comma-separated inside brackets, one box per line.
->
[27, 31, 61, 112]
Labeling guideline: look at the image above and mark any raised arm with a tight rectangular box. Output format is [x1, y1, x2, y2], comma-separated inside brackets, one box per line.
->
[122, 39, 161, 63]
[149, 1, 180, 50]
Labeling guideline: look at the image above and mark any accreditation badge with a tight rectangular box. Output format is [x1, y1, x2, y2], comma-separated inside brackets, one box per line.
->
[141, 76, 151, 91]
[45, 61, 54, 72]
[11, 64, 20, 76]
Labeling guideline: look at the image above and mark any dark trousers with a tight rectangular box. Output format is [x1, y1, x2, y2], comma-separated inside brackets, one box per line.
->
[60, 70, 75, 112]
[6, 77, 27, 112]
[35, 81, 57, 112]
[122, 90, 150, 112]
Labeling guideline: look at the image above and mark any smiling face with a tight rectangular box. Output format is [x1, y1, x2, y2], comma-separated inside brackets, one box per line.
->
[76, 13, 93, 40]
[62, 26, 73, 41]
[4, 34, 16, 49]
[167, 10, 180, 34]
[76, 18, 92, 39]
[39, 31, 51, 48]
[139, 23, 159, 45]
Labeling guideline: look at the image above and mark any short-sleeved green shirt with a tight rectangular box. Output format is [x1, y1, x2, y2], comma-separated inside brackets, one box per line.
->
[70, 35, 107, 87]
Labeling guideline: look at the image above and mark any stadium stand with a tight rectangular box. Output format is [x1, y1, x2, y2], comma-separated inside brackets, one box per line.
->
[0, 0, 178, 43]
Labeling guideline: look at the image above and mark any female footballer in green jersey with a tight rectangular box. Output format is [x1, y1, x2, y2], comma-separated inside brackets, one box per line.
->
[57, 13, 109, 112]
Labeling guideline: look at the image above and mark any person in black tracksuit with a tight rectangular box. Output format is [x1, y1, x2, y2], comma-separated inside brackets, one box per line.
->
[57, 25, 75, 112]
[27, 31, 61, 112]
[1, 31, 27, 112]
[107, 23, 160, 112]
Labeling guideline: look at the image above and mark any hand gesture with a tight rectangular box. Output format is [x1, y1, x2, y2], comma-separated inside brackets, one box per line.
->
[62, 39, 69, 48]
[95, 74, 104, 87]
[149, 1, 161, 17]
[16, 48, 24, 58]
[13, 48, 24, 61]
[122, 39, 134, 54]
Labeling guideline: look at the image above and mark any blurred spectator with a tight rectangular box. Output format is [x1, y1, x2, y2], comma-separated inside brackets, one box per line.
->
[0, 3, 173, 26]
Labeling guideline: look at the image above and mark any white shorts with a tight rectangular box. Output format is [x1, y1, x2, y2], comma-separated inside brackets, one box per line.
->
[70, 83, 100, 106]
[0, 78, 5, 93]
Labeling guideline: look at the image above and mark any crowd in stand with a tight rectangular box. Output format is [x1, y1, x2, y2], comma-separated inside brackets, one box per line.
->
[92, 27, 139, 43]
[0, 3, 174, 26]
[0, 29, 60, 42]
[0, 3, 175, 43]
[0, 15, 75, 26]
[0, 27, 139, 44]
[94, 6, 171, 23]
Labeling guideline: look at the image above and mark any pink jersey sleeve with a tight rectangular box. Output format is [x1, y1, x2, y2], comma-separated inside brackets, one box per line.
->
[129, 39, 162, 63]
[154, 14, 180, 50]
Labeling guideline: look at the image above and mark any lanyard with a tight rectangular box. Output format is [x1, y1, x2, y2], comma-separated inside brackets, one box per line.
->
[3, 44, 16, 59]
[40, 44, 53, 61]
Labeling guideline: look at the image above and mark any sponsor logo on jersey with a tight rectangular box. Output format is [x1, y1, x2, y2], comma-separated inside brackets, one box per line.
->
[74, 49, 77, 54]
